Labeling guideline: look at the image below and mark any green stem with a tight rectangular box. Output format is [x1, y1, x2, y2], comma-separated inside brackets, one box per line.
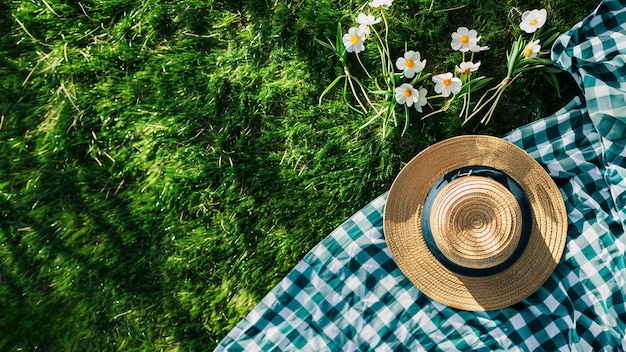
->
[344, 67, 368, 113]
[355, 53, 372, 79]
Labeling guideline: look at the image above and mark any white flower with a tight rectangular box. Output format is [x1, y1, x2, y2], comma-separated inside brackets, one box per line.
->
[395, 83, 420, 107]
[451, 27, 479, 52]
[459, 61, 481, 75]
[469, 43, 489, 53]
[342, 27, 366, 53]
[356, 13, 381, 26]
[358, 23, 371, 36]
[520, 9, 547, 34]
[432, 72, 462, 97]
[368, 0, 393, 7]
[415, 86, 428, 112]
[395, 50, 426, 78]
[523, 39, 541, 59]
[355, 13, 381, 35]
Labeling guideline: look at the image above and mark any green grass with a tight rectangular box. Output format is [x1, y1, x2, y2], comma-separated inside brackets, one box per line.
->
[0, 0, 598, 350]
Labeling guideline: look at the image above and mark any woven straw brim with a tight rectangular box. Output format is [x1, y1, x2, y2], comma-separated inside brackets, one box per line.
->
[384, 135, 567, 311]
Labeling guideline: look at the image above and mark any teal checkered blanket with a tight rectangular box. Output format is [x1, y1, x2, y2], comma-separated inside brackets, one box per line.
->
[216, 1, 626, 350]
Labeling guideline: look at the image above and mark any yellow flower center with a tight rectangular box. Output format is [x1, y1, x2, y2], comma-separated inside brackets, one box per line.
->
[443, 79, 452, 86]
[403, 89, 413, 98]
[405, 59, 415, 69]
[460, 35, 469, 44]
[524, 47, 532, 58]
[464, 68, 471, 75]
[530, 19, 538, 26]
[350, 35, 360, 45]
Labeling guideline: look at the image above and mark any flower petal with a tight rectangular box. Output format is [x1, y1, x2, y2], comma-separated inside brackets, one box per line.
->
[395, 57, 406, 70]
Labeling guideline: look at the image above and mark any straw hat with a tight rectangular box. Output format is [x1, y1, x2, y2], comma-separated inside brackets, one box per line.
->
[384, 135, 567, 311]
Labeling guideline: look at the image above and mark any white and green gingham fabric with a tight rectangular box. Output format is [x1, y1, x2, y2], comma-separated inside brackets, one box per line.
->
[216, 1, 626, 350]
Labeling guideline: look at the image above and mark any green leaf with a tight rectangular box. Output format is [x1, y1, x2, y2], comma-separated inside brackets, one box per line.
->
[523, 57, 553, 65]
[541, 71, 562, 98]
[542, 65, 564, 74]
[402, 104, 410, 136]
[319, 75, 345, 105]
[315, 37, 335, 52]
[410, 72, 432, 86]
[514, 65, 545, 73]
[336, 22, 347, 64]
[537, 27, 561, 46]
[465, 76, 494, 92]
[507, 36, 524, 77]
[514, 58, 556, 73]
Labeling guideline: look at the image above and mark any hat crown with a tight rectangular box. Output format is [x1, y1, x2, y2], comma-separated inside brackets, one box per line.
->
[430, 176, 523, 270]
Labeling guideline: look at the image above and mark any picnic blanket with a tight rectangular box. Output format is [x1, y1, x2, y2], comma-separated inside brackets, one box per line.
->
[216, 1, 626, 350]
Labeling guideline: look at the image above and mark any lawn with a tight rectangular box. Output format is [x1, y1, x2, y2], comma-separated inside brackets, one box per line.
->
[0, 0, 599, 350]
